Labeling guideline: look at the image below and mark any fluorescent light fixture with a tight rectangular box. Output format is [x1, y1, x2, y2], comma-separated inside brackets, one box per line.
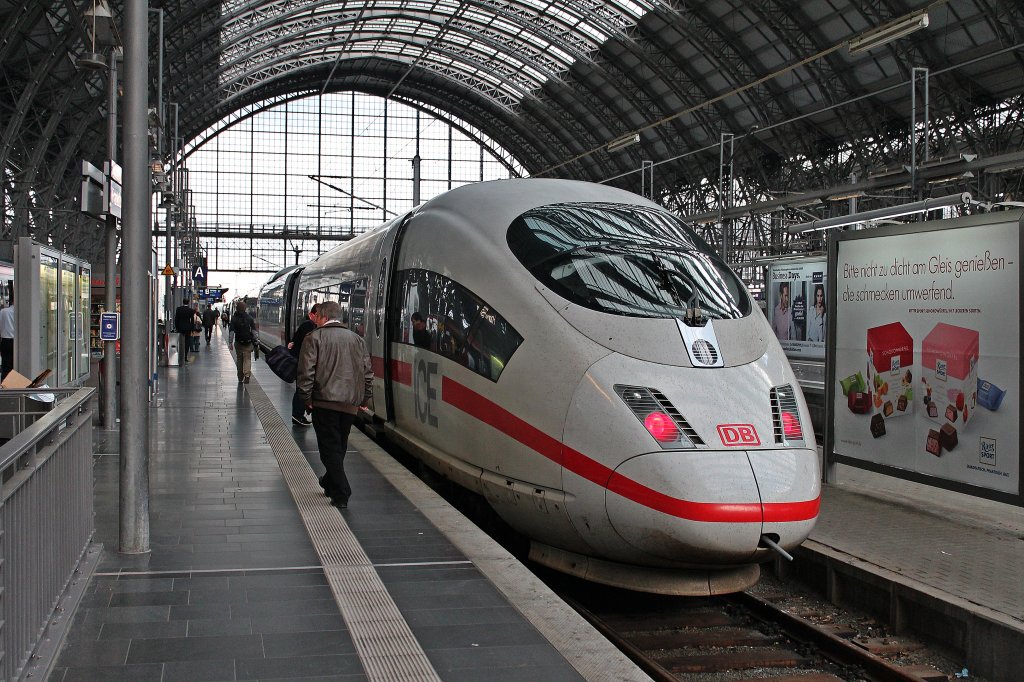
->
[827, 191, 866, 201]
[606, 133, 640, 152]
[787, 192, 970, 234]
[848, 11, 929, 54]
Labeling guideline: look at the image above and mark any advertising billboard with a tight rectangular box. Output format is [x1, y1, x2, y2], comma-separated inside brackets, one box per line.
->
[766, 258, 828, 361]
[829, 211, 1022, 503]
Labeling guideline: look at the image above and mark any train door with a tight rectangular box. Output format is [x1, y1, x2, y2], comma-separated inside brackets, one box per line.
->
[367, 215, 412, 422]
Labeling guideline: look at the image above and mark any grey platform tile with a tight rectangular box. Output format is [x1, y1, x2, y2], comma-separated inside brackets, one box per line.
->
[427, 643, 575, 673]
[236, 653, 365, 680]
[261, 677, 367, 682]
[413, 620, 550, 650]
[172, 575, 232, 591]
[261, 630, 356, 658]
[126, 633, 264, 664]
[374, 565, 479, 584]
[230, 598, 340, 619]
[109, 589, 190, 607]
[64, 616, 104, 642]
[92, 577, 175, 593]
[52, 663, 164, 681]
[228, 571, 327, 589]
[171, 602, 235, 621]
[245, 584, 333, 603]
[248, 612, 347, 635]
[162, 658, 237, 682]
[402, 605, 526, 629]
[79, 605, 171, 624]
[54, 638, 130, 667]
[187, 617, 255, 637]
[100, 620, 188, 640]
[188, 587, 249, 605]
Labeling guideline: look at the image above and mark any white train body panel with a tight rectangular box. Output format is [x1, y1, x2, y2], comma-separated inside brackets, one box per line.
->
[257, 178, 821, 591]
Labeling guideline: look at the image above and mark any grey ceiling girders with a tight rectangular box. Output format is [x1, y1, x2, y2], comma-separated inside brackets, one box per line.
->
[3, 0, 1024, 267]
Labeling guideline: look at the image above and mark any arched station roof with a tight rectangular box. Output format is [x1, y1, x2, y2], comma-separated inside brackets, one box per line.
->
[2, 0, 1022, 262]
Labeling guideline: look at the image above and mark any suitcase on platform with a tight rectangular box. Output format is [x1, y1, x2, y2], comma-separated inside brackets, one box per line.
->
[265, 345, 297, 383]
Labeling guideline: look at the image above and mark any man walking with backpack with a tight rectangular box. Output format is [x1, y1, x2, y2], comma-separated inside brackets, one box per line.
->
[174, 297, 195, 365]
[230, 301, 257, 383]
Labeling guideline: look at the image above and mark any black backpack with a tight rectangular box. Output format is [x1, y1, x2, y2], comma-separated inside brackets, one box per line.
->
[233, 313, 255, 344]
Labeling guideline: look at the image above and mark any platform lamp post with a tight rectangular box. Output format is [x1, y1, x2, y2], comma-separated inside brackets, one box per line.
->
[77, 0, 120, 429]
[119, 0, 151, 555]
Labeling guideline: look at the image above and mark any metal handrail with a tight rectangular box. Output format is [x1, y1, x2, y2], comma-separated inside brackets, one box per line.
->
[0, 387, 95, 473]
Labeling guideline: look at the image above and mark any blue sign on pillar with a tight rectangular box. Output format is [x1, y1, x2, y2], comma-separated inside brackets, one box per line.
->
[100, 312, 120, 341]
[193, 263, 208, 286]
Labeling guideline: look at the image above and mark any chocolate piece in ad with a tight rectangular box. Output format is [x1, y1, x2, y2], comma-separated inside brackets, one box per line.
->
[945, 404, 957, 422]
[977, 379, 1006, 411]
[870, 413, 886, 438]
[883, 400, 894, 417]
[848, 390, 871, 414]
[925, 429, 942, 456]
[939, 423, 958, 450]
[840, 372, 866, 396]
[897, 395, 908, 412]
[927, 402, 938, 418]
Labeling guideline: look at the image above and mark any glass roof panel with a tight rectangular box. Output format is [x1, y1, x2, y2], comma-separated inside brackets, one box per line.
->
[218, 0, 658, 108]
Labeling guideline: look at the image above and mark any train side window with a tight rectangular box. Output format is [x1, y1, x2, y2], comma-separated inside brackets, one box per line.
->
[375, 260, 387, 337]
[350, 278, 367, 337]
[392, 268, 522, 382]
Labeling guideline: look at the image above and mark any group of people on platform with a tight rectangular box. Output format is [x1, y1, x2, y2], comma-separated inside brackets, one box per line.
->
[174, 296, 370, 511]
[172, 299, 223, 365]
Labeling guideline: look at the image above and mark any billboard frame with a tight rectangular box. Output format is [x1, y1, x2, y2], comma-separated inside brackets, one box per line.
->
[825, 209, 1023, 507]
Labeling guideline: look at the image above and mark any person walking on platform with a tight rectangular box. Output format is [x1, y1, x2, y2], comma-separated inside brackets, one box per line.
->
[288, 302, 318, 426]
[0, 291, 14, 381]
[296, 300, 372, 508]
[202, 306, 218, 345]
[230, 301, 257, 383]
[173, 297, 194, 365]
[189, 305, 203, 354]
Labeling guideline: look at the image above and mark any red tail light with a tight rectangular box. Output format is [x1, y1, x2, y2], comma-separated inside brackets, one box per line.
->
[781, 411, 802, 440]
[644, 411, 679, 443]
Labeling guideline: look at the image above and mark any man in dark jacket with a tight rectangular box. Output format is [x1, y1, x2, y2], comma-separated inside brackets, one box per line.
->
[173, 297, 194, 365]
[202, 306, 218, 345]
[287, 303, 318, 426]
[229, 301, 257, 383]
[296, 300, 372, 508]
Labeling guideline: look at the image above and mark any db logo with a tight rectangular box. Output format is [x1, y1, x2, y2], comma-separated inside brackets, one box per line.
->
[717, 424, 761, 446]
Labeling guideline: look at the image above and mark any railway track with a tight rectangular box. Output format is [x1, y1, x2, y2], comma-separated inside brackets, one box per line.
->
[554, 579, 948, 681]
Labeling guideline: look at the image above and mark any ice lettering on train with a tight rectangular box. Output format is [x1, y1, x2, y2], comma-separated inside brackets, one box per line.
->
[415, 359, 438, 427]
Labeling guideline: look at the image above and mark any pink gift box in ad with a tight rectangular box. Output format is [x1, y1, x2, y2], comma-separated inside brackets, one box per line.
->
[921, 322, 979, 429]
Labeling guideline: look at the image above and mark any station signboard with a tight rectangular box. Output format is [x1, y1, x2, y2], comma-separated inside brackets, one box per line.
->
[766, 257, 828, 361]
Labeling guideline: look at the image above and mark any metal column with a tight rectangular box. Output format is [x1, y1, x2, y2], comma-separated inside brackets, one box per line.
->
[102, 50, 118, 428]
[119, 0, 151, 555]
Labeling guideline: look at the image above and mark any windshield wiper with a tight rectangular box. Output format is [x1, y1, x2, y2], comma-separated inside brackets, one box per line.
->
[652, 254, 683, 306]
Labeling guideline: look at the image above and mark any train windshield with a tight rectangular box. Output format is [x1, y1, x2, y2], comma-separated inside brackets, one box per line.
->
[507, 202, 751, 320]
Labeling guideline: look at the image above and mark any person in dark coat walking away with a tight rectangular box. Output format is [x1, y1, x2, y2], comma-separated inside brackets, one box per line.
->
[230, 301, 257, 383]
[202, 306, 218, 345]
[287, 303, 318, 426]
[296, 300, 372, 508]
[173, 297, 194, 365]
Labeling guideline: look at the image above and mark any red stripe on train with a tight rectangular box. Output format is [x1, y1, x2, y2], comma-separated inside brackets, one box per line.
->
[442, 376, 819, 524]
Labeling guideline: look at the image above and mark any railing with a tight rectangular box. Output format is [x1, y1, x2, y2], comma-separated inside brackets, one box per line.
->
[0, 388, 95, 682]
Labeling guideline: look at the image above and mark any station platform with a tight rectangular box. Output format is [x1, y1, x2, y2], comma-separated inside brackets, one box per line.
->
[45, 326, 1023, 680]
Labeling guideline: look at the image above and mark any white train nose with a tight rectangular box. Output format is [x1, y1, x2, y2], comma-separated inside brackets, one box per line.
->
[601, 446, 819, 565]
[604, 450, 766, 564]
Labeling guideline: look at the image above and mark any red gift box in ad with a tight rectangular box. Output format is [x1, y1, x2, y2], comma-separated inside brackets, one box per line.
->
[921, 322, 979, 429]
[866, 322, 914, 418]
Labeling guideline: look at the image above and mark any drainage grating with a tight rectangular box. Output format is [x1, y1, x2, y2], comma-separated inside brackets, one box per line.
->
[245, 379, 440, 682]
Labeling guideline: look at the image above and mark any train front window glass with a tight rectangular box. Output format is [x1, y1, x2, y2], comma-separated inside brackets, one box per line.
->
[392, 269, 522, 381]
[507, 202, 750, 320]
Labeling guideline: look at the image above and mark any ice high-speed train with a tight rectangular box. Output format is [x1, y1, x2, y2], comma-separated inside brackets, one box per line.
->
[255, 179, 820, 595]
